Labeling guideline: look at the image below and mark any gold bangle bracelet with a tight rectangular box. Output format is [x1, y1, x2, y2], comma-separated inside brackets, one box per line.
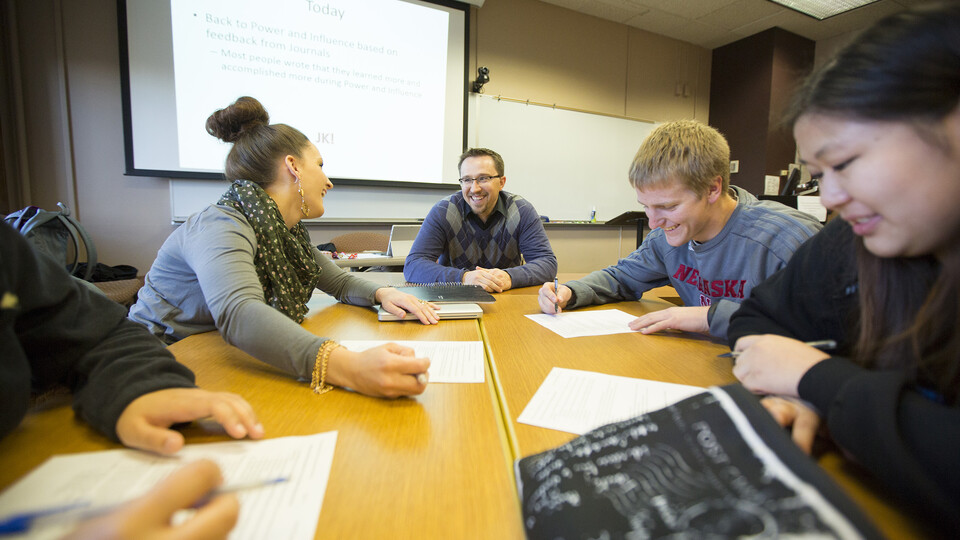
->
[311, 340, 340, 395]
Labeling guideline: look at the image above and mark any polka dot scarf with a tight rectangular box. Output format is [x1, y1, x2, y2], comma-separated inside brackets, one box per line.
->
[218, 180, 320, 323]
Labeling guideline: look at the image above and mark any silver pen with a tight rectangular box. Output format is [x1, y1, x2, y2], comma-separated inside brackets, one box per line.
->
[553, 277, 560, 314]
[718, 339, 837, 359]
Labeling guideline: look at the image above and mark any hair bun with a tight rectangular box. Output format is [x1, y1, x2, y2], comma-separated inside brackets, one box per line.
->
[205, 96, 270, 143]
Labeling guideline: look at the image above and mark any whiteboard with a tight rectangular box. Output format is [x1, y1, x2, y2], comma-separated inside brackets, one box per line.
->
[170, 95, 656, 222]
[473, 96, 656, 221]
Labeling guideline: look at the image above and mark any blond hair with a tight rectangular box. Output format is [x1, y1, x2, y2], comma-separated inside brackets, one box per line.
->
[628, 120, 730, 197]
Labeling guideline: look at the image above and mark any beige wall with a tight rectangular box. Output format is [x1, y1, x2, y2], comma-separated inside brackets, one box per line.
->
[12, 0, 701, 274]
[475, 0, 710, 123]
[14, 0, 176, 274]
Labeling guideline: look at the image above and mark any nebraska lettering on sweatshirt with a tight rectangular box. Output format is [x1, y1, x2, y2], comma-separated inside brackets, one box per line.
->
[672, 264, 746, 302]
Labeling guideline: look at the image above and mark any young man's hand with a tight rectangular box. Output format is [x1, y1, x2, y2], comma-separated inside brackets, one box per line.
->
[537, 282, 571, 314]
[628, 306, 710, 334]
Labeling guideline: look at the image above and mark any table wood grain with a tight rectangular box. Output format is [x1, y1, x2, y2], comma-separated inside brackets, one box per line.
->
[482, 288, 927, 539]
[175, 304, 524, 539]
[0, 281, 928, 538]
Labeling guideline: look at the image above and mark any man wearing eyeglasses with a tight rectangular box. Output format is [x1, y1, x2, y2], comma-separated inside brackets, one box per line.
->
[404, 148, 557, 292]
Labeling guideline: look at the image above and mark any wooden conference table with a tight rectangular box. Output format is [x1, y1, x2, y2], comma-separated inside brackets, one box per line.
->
[0, 277, 926, 538]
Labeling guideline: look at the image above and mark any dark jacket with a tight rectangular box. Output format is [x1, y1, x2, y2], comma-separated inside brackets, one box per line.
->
[728, 218, 960, 533]
[1, 222, 196, 442]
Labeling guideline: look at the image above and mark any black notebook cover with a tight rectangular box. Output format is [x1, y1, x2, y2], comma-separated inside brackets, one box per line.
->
[516, 384, 882, 539]
[394, 284, 496, 303]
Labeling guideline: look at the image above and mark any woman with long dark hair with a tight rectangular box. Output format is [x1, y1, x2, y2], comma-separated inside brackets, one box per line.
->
[728, 3, 960, 532]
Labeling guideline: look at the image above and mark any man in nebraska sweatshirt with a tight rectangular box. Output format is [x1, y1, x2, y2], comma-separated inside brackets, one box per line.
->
[538, 120, 822, 339]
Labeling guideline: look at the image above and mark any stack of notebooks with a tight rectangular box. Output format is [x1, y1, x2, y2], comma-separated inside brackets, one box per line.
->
[377, 283, 495, 321]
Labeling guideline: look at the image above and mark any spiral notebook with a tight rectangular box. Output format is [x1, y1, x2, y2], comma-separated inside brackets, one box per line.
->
[394, 284, 496, 303]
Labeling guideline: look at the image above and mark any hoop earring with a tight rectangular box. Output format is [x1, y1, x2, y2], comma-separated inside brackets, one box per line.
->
[296, 177, 310, 216]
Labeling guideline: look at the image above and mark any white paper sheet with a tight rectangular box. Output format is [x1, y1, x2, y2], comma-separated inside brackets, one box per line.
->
[525, 309, 639, 338]
[0, 432, 338, 540]
[797, 195, 827, 221]
[339, 340, 485, 383]
[517, 367, 705, 434]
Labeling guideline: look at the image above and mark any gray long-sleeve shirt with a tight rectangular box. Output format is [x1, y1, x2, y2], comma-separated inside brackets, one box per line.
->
[129, 205, 380, 379]
[565, 187, 822, 338]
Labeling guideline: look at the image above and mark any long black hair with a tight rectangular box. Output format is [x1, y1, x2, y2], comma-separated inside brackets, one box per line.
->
[788, 2, 960, 403]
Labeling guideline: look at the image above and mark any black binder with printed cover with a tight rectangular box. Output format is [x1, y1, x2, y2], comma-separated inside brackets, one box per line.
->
[516, 384, 882, 540]
[394, 284, 495, 303]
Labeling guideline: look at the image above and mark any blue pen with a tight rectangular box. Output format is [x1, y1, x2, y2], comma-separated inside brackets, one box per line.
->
[0, 502, 90, 535]
[0, 476, 288, 534]
[554, 277, 559, 313]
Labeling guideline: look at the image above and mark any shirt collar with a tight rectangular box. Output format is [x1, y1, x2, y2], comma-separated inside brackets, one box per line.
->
[459, 191, 509, 225]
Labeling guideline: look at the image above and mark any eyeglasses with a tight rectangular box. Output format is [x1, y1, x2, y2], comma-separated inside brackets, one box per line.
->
[458, 175, 502, 186]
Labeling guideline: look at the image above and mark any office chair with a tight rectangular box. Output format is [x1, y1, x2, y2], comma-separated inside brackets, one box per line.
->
[328, 232, 389, 254]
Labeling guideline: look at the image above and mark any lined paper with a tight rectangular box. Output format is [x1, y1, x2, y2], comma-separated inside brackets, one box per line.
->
[0, 432, 338, 540]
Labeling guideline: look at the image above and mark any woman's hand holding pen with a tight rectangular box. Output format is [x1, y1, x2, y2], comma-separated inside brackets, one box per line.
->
[375, 288, 439, 325]
[537, 282, 571, 314]
[732, 334, 832, 397]
[326, 344, 430, 398]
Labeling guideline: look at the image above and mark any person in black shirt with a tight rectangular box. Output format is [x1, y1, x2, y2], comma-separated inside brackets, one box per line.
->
[727, 3, 960, 533]
[2, 221, 264, 538]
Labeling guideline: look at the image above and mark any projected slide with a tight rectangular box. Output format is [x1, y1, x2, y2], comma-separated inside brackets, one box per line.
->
[122, 0, 466, 185]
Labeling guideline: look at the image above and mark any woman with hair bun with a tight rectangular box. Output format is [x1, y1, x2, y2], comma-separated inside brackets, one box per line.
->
[727, 3, 960, 532]
[130, 97, 438, 398]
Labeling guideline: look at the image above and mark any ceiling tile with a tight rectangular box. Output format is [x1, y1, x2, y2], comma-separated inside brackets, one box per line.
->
[576, 0, 649, 23]
[640, 0, 740, 20]
[540, 0, 587, 10]
[701, 0, 785, 31]
[536, 0, 910, 48]
[625, 7, 729, 47]
[728, 9, 814, 38]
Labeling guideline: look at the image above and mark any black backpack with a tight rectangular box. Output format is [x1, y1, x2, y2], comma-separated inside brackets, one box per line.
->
[3, 203, 97, 281]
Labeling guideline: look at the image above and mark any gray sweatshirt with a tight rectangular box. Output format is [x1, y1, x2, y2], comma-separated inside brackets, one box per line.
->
[566, 187, 822, 338]
[128, 205, 380, 379]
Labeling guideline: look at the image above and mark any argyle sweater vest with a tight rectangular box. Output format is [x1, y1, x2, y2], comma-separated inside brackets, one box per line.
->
[438, 194, 525, 269]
